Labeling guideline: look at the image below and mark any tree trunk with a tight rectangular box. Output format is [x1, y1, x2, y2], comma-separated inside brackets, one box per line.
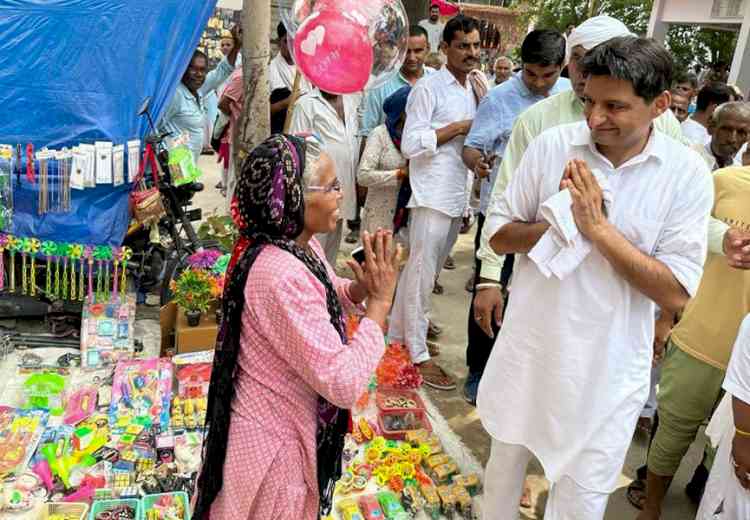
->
[588, 0, 600, 17]
[236, 0, 271, 165]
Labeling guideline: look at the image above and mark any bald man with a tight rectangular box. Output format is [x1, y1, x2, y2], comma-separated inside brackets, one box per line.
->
[491, 56, 514, 87]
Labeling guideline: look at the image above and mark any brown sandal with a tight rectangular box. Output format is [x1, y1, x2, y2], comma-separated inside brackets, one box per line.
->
[426, 340, 440, 357]
[419, 362, 456, 390]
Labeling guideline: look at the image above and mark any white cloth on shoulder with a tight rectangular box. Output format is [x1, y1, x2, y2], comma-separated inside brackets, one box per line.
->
[529, 169, 613, 280]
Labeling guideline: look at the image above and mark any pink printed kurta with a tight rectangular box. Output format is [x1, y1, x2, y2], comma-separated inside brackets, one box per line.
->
[209, 240, 385, 519]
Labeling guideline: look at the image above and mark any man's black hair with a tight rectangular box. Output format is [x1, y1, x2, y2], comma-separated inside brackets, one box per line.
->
[520, 29, 566, 67]
[429, 3, 439, 11]
[409, 24, 429, 41]
[442, 14, 479, 45]
[696, 82, 734, 112]
[277, 21, 287, 40]
[579, 36, 673, 102]
[673, 70, 698, 89]
[191, 50, 208, 64]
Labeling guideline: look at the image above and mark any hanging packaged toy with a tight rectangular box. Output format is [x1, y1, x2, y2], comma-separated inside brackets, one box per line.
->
[166, 133, 201, 187]
[23, 372, 66, 415]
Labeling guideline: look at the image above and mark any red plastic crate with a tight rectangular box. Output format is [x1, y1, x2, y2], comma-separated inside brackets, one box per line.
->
[377, 409, 432, 440]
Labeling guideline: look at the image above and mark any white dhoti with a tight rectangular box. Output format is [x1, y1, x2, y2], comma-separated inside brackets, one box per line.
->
[483, 439, 610, 520]
[388, 207, 461, 363]
[315, 220, 344, 267]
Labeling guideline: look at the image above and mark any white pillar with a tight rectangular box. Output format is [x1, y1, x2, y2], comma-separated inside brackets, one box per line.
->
[646, 0, 668, 42]
[729, 2, 750, 96]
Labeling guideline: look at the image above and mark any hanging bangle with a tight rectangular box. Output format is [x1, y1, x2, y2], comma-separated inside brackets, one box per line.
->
[736, 427, 750, 438]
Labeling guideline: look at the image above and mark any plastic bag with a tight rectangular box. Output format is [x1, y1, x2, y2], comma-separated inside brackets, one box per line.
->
[167, 134, 202, 186]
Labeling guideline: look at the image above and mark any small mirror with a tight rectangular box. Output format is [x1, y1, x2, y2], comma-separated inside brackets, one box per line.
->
[137, 97, 151, 116]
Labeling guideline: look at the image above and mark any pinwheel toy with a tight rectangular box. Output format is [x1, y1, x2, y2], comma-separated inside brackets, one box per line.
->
[6, 235, 20, 293]
[69, 244, 83, 300]
[41, 240, 56, 296]
[28, 239, 40, 296]
[0, 233, 7, 292]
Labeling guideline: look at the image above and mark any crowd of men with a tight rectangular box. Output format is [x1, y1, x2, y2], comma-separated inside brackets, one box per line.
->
[159, 4, 750, 518]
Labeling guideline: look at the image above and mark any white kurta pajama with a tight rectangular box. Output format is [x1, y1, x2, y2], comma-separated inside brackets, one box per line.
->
[388, 66, 477, 364]
[290, 90, 362, 265]
[478, 121, 713, 518]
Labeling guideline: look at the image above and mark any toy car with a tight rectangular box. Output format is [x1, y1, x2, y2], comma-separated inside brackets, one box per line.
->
[420, 483, 441, 520]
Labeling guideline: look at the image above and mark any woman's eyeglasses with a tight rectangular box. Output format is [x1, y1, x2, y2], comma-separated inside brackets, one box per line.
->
[306, 178, 342, 194]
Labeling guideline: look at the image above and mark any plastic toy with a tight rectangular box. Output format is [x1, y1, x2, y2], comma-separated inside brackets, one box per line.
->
[452, 473, 482, 497]
[142, 492, 189, 520]
[437, 485, 457, 519]
[433, 462, 459, 484]
[377, 491, 409, 520]
[0, 407, 48, 477]
[358, 495, 385, 520]
[453, 485, 474, 520]
[23, 372, 66, 415]
[109, 358, 173, 434]
[401, 486, 424, 515]
[336, 498, 364, 520]
[65, 387, 98, 426]
[425, 454, 449, 471]
[419, 483, 441, 520]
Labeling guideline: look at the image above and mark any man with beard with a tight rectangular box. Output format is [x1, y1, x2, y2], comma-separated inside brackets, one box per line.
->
[388, 15, 481, 390]
[419, 3, 445, 53]
[461, 28, 570, 406]
[159, 26, 240, 163]
[479, 36, 713, 519]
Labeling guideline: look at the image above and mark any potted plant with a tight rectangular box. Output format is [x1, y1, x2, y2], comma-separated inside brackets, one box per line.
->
[170, 269, 213, 327]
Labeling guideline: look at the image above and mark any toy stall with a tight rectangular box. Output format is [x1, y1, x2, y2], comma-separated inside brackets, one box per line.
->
[0, 0, 221, 519]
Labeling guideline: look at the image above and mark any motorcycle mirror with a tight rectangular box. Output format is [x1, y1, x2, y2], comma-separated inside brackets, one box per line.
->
[138, 97, 152, 116]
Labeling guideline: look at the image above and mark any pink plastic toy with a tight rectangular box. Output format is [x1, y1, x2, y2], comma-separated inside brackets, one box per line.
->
[64, 387, 98, 425]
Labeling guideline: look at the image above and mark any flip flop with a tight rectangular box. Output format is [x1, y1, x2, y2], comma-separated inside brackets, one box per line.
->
[427, 322, 443, 339]
[433, 282, 444, 295]
[443, 256, 456, 270]
[427, 340, 440, 357]
[626, 479, 647, 510]
[420, 363, 456, 390]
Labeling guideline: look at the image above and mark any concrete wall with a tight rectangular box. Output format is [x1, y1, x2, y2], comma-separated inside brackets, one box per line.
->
[661, 0, 745, 25]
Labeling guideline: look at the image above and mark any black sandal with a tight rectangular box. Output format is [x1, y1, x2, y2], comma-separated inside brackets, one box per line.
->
[626, 479, 647, 510]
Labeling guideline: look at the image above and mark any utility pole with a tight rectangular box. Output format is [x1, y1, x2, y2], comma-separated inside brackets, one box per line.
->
[236, 0, 271, 165]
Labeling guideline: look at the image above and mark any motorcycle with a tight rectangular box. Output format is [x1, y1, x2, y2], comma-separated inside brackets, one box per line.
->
[123, 97, 216, 305]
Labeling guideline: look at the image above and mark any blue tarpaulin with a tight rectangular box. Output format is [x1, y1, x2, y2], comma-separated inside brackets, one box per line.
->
[0, 0, 218, 245]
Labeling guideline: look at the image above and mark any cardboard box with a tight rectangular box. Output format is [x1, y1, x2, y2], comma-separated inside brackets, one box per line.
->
[160, 302, 218, 355]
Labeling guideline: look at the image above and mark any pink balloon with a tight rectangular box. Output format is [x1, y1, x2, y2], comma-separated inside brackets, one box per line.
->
[293, 9, 374, 95]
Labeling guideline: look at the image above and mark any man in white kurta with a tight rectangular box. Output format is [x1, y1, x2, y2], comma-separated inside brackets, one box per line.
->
[477, 36, 714, 518]
[290, 89, 361, 264]
[388, 15, 481, 390]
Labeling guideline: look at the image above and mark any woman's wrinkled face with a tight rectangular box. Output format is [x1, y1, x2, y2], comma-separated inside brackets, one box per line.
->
[304, 153, 342, 235]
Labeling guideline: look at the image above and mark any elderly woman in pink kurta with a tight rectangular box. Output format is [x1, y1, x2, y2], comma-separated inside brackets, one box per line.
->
[193, 134, 401, 520]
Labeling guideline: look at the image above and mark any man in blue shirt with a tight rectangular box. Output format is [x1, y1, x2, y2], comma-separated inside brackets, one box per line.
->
[461, 29, 571, 405]
[159, 26, 240, 163]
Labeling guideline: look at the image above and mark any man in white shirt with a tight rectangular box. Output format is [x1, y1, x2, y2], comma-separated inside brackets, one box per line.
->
[388, 15, 481, 390]
[290, 89, 361, 265]
[418, 4, 445, 54]
[269, 22, 312, 123]
[478, 37, 713, 519]
[681, 82, 733, 145]
[489, 56, 514, 88]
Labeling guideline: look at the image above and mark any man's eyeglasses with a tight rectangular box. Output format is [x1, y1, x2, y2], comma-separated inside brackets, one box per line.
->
[306, 178, 342, 194]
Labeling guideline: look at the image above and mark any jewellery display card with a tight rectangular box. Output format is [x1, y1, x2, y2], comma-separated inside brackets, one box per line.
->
[79, 143, 96, 188]
[94, 141, 113, 184]
[112, 144, 124, 187]
[127, 139, 141, 183]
